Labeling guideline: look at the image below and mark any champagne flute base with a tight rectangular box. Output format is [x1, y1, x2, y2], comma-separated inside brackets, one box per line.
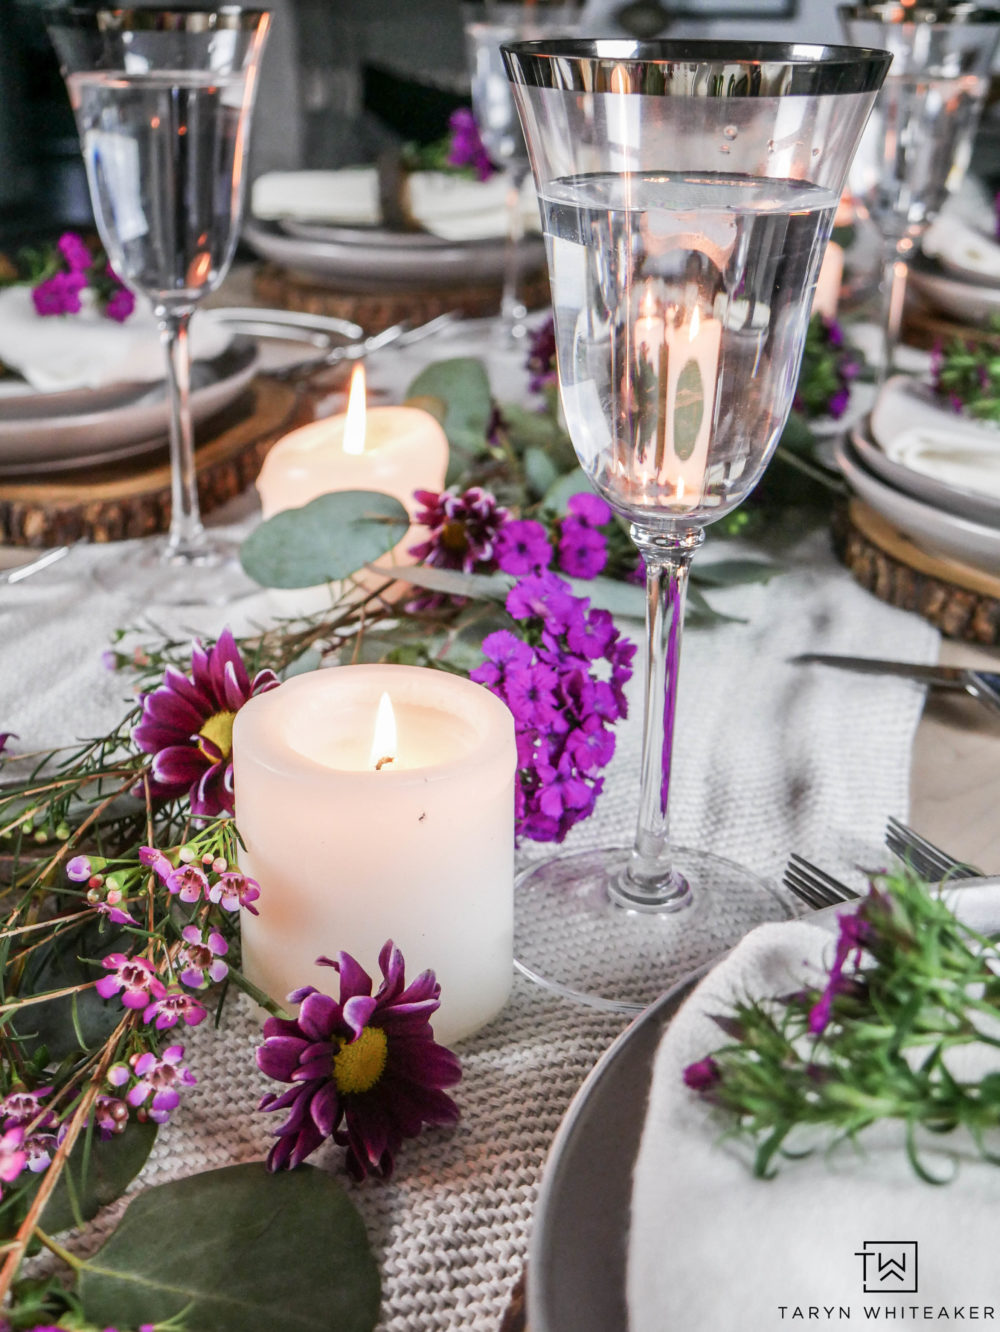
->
[92, 533, 259, 607]
[513, 844, 792, 1013]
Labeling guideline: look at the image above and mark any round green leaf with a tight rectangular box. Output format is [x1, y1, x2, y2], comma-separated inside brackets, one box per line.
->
[241, 491, 409, 589]
[404, 357, 492, 457]
[78, 1162, 380, 1332]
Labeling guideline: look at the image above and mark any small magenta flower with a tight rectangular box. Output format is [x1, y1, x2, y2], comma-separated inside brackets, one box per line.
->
[32, 269, 87, 316]
[95, 954, 165, 1010]
[105, 284, 135, 323]
[0, 1126, 26, 1198]
[166, 864, 209, 903]
[67, 854, 95, 882]
[446, 107, 494, 181]
[683, 1056, 722, 1092]
[94, 1093, 130, 1139]
[208, 869, 261, 915]
[132, 628, 279, 818]
[0, 1087, 54, 1132]
[557, 493, 612, 580]
[257, 941, 461, 1180]
[126, 1045, 196, 1124]
[495, 519, 552, 577]
[22, 1133, 57, 1174]
[142, 986, 207, 1030]
[525, 316, 557, 394]
[57, 231, 91, 272]
[177, 924, 229, 990]
[808, 910, 872, 1035]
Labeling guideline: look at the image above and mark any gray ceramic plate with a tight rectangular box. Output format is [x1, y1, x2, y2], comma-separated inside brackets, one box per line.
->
[241, 218, 546, 293]
[834, 433, 1000, 573]
[850, 422, 1000, 530]
[0, 339, 258, 475]
[907, 254, 1000, 326]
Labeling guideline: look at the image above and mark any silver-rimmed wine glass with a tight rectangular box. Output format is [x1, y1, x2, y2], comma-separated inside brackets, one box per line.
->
[503, 38, 890, 1009]
[47, 7, 271, 604]
[463, 0, 578, 343]
[840, 4, 1000, 384]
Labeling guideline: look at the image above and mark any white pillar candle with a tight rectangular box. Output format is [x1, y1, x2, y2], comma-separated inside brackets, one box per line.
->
[658, 306, 723, 508]
[255, 363, 449, 570]
[233, 664, 517, 1045]
[813, 241, 845, 321]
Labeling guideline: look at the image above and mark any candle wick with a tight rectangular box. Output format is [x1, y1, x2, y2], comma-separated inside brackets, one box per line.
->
[374, 755, 395, 771]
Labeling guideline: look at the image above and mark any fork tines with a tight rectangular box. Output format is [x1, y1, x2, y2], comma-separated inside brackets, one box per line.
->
[782, 853, 861, 911]
[884, 816, 982, 882]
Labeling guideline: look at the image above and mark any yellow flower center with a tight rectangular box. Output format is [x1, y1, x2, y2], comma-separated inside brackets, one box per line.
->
[441, 519, 468, 554]
[197, 710, 236, 761]
[333, 1025, 388, 1095]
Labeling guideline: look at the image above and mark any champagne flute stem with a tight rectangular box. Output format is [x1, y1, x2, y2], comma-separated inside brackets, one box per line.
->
[159, 308, 208, 562]
[877, 251, 909, 387]
[612, 524, 704, 911]
[498, 163, 529, 342]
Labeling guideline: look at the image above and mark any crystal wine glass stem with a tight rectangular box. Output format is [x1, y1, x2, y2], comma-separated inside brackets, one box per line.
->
[159, 308, 208, 562]
[877, 248, 910, 387]
[612, 523, 705, 911]
[498, 162, 529, 342]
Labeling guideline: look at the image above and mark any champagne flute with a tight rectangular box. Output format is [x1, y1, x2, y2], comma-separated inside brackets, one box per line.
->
[47, 7, 271, 604]
[840, 5, 1000, 385]
[503, 39, 890, 1008]
[463, 0, 578, 343]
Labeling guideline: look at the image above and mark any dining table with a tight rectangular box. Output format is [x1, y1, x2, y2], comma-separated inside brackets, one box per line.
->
[1, 272, 998, 1332]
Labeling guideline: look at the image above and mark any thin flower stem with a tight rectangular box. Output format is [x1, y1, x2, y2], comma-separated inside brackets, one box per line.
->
[33, 1226, 84, 1272]
[0, 980, 97, 1014]
[0, 908, 93, 940]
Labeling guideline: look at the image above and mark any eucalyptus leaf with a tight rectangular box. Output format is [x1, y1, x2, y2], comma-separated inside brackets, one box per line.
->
[280, 647, 323, 679]
[405, 358, 492, 457]
[693, 558, 780, 588]
[78, 1163, 380, 1332]
[241, 491, 409, 589]
[563, 575, 646, 620]
[523, 446, 561, 501]
[542, 469, 593, 514]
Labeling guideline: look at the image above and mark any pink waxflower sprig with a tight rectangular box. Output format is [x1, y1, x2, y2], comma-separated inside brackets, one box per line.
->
[30, 231, 135, 323]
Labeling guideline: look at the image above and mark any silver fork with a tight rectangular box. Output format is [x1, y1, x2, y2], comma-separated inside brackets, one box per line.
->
[884, 817, 983, 882]
[268, 311, 459, 382]
[782, 854, 860, 911]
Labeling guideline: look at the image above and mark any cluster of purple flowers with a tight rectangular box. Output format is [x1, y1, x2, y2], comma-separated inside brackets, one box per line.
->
[525, 315, 558, 395]
[471, 569, 635, 842]
[411, 486, 614, 587]
[31, 231, 134, 323]
[446, 107, 495, 182]
[792, 315, 861, 421]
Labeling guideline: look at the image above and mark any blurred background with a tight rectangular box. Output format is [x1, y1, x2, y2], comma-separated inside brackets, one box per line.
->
[3, 0, 998, 249]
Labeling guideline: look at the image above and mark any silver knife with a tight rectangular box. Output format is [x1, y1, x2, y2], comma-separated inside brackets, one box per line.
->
[791, 653, 1000, 715]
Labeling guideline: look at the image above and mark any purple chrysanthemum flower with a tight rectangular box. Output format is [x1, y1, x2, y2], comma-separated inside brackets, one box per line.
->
[95, 954, 165, 1010]
[31, 269, 87, 317]
[683, 1055, 722, 1092]
[126, 1045, 196, 1124]
[132, 628, 279, 817]
[57, 231, 91, 272]
[446, 107, 494, 182]
[257, 940, 461, 1181]
[525, 316, 558, 394]
[176, 924, 229, 990]
[208, 869, 261, 915]
[0, 1126, 26, 1199]
[409, 486, 508, 574]
[495, 518, 552, 577]
[142, 986, 207, 1030]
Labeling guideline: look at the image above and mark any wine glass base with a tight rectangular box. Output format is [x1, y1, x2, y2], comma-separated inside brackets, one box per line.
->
[514, 844, 792, 1014]
[93, 534, 259, 607]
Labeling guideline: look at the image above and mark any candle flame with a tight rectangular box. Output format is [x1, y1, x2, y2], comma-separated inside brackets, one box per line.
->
[689, 307, 701, 341]
[369, 692, 398, 771]
[343, 363, 367, 456]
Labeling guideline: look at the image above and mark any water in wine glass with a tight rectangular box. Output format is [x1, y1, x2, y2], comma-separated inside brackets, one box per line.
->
[848, 72, 986, 245]
[69, 70, 247, 309]
[541, 170, 839, 526]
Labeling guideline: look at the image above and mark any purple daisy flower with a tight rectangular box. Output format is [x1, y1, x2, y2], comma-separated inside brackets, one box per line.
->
[132, 628, 280, 817]
[126, 1045, 196, 1124]
[257, 940, 461, 1181]
[208, 869, 261, 915]
[409, 486, 509, 575]
[95, 954, 165, 1010]
[176, 924, 229, 990]
[142, 986, 208, 1030]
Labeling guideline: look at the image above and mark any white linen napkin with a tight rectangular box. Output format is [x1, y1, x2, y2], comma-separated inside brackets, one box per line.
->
[922, 215, 1000, 283]
[628, 883, 1000, 1332]
[0, 286, 232, 393]
[249, 167, 538, 240]
[871, 377, 1000, 499]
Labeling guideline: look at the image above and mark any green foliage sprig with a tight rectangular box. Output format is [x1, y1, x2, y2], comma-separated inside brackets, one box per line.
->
[684, 871, 1000, 1183]
[931, 317, 1000, 422]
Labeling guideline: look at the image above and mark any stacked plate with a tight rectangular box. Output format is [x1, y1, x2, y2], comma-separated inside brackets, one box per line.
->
[908, 202, 1000, 325]
[243, 166, 546, 292]
[835, 375, 1000, 573]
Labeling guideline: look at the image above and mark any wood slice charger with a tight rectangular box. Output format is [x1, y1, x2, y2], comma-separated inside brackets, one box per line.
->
[0, 377, 300, 548]
[833, 498, 1000, 645]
